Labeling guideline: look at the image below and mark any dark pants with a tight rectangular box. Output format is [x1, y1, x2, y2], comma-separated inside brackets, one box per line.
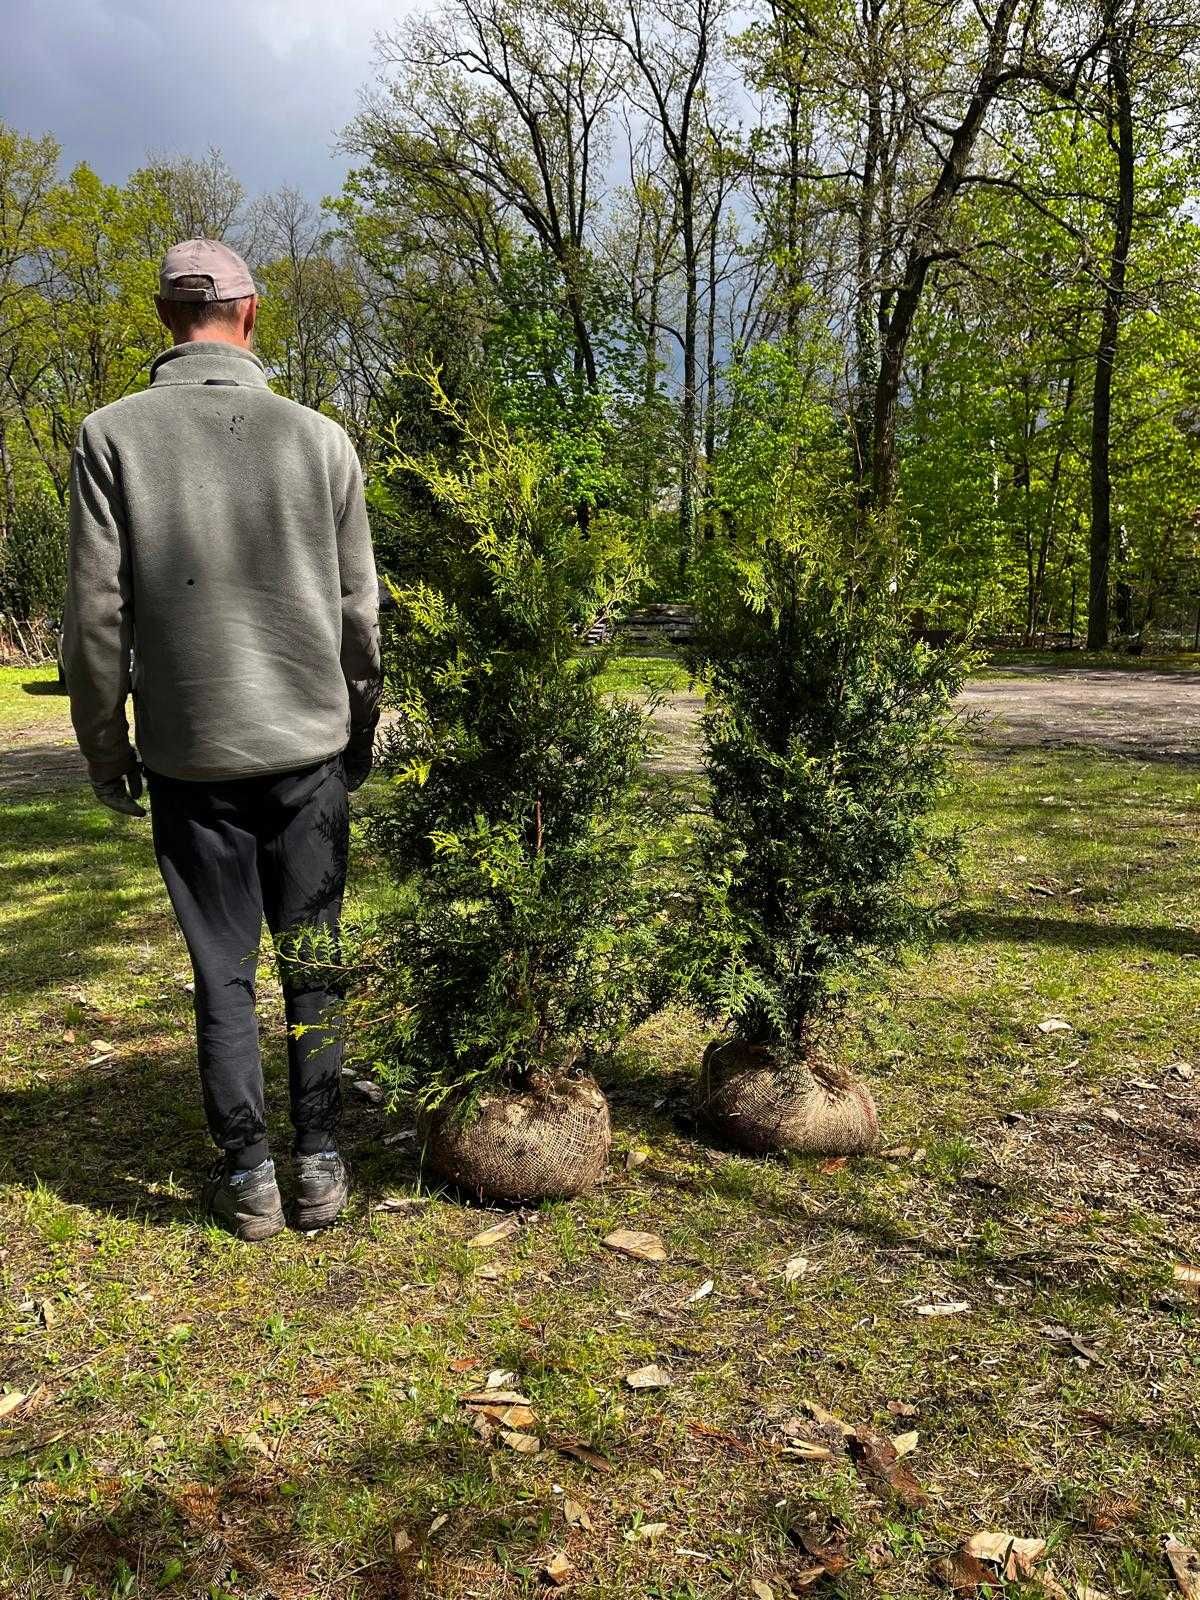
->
[147, 757, 349, 1169]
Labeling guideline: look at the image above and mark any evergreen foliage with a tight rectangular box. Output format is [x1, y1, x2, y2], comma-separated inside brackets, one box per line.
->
[681, 345, 970, 1056]
[354, 374, 675, 1113]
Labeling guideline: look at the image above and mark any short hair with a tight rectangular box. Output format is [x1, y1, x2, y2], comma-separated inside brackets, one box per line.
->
[159, 275, 250, 338]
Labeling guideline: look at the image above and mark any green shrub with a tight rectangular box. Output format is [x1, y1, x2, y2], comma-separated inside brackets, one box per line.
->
[679, 341, 970, 1055]
[1, 491, 68, 631]
[352, 375, 676, 1114]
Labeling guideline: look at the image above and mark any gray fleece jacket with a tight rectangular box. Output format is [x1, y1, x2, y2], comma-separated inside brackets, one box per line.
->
[63, 341, 381, 783]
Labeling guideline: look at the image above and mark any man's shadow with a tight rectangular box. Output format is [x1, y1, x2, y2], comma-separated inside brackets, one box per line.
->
[0, 1041, 212, 1223]
[0, 1035, 409, 1225]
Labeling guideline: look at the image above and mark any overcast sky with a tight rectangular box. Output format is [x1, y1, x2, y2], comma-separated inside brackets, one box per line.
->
[1, 0, 412, 200]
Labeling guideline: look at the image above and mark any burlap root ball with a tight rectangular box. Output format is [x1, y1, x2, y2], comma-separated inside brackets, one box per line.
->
[697, 1038, 880, 1156]
[423, 1073, 612, 1203]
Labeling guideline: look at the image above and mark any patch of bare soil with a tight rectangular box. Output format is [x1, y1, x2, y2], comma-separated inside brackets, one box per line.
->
[0, 740, 84, 792]
[996, 1071, 1200, 1228]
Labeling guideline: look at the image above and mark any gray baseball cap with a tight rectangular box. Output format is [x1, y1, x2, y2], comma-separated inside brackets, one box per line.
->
[158, 238, 257, 302]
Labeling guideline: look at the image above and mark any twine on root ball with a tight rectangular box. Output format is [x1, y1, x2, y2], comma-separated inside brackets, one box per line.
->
[424, 1073, 612, 1203]
[696, 1039, 879, 1157]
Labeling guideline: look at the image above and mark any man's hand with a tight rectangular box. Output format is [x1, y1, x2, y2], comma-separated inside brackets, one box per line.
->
[92, 756, 147, 817]
[342, 729, 375, 793]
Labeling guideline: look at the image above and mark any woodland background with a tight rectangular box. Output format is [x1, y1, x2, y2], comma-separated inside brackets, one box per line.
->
[3, 0, 1200, 651]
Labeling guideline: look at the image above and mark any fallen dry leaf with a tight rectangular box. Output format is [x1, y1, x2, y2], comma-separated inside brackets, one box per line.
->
[374, 1194, 428, 1212]
[931, 1550, 996, 1591]
[819, 1157, 848, 1174]
[916, 1300, 970, 1317]
[887, 1400, 919, 1418]
[0, 1391, 27, 1422]
[1166, 1537, 1200, 1599]
[891, 1430, 919, 1457]
[791, 1567, 831, 1592]
[684, 1279, 714, 1304]
[554, 1439, 614, 1473]
[391, 1527, 413, 1558]
[500, 1428, 541, 1454]
[1172, 1264, 1200, 1298]
[625, 1522, 668, 1542]
[603, 1228, 667, 1263]
[471, 1402, 537, 1429]
[563, 1497, 592, 1530]
[462, 1389, 530, 1406]
[626, 1364, 672, 1391]
[1037, 1017, 1073, 1034]
[783, 1254, 810, 1283]
[849, 1427, 928, 1509]
[542, 1552, 573, 1586]
[468, 1216, 519, 1249]
[486, 1368, 516, 1390]
[625, 1148, 648, 1170]
[781, 1436, 834, 1462]
[801, 1400, 856, 1437]
[751, 1582, 774, 1600]
[965, 1532, 1047, 1580]
[1041, 1324, 1103, 1364]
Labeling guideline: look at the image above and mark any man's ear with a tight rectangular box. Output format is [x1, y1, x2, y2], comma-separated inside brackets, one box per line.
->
[242, 295, 258, 342]
[154, 296, 175, 336]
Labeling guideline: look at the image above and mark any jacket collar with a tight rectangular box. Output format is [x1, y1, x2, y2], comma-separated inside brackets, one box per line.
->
[149, 341, 270, 388]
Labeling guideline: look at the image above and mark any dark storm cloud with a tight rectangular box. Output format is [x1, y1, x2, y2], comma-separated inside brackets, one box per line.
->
[0, 0, 407, 198]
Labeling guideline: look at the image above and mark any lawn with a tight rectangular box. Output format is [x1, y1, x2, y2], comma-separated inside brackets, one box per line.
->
[1, 668, 1199, 1599]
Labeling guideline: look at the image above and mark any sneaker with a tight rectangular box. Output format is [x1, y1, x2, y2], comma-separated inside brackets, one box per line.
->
[202, 1156, 286, 1242]
[293, 1150, 350, 1231]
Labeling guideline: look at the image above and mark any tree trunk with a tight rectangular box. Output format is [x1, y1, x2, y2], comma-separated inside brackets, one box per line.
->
[641, 276, 660, 522]
[1087, 24, 1135, 651]
[0, 418, 14, 547]
[703, 196, 720, 540]
[678, 188, 699, 583]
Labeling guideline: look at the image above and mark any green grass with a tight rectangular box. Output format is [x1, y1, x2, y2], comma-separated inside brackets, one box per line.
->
[0, 665, 72, 734]
[982, 647, 1200, 675]
[591, 646, 693, 696]
[2, 685, 1200, 1597]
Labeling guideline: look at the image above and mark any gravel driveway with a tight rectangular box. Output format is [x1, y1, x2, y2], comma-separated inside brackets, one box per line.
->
[647, 667, 1200, 773]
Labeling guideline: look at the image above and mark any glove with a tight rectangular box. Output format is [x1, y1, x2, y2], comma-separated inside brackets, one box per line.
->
[92, 755, 147, 818]
[342, 729, 375, 793]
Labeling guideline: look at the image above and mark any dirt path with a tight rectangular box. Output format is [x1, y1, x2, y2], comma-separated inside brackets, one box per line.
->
[5, 667, 1200, 790]
[648, 666, 1200, 773]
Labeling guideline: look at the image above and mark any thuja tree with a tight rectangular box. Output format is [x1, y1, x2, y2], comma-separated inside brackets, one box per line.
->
[682, 343, 970, 1153]
[354, 375, 673, 1195]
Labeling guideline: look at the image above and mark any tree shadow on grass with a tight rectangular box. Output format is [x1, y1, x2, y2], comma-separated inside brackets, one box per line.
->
[941, 909, 1200, 956]
[0, 742, 84, 794]
[7, 1425, 538, 1600]
[601, 1088, 1160, 1314]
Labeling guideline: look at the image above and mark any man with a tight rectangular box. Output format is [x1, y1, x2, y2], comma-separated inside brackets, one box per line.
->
[62, 238, 382, 1242]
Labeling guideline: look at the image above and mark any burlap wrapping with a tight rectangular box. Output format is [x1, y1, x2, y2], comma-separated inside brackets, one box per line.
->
[424, 1074, 612, 1202]
[697, 1039, 880, 1156]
